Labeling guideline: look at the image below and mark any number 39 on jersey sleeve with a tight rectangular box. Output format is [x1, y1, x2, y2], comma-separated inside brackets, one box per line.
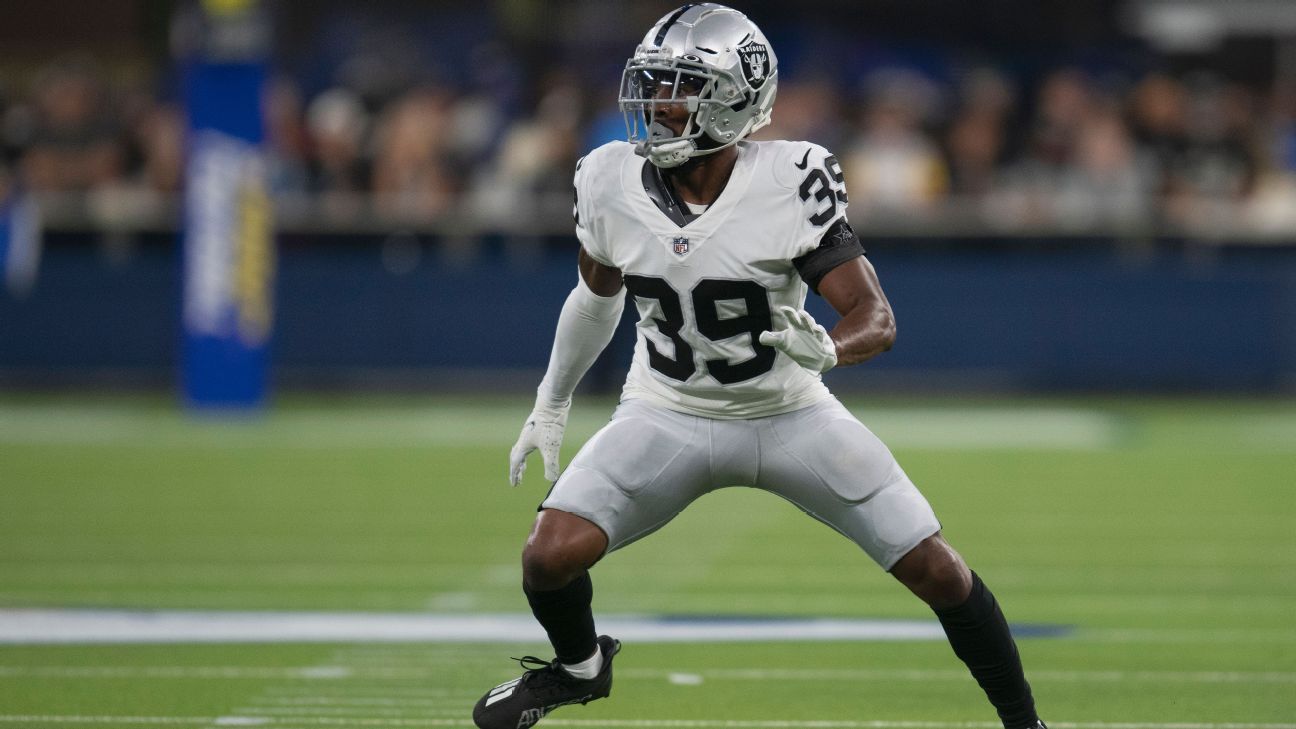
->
[776, 142, 866, 295]
[787, 143, 849, 227]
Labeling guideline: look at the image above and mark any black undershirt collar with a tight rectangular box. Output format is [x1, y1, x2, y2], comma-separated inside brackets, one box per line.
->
[640, 160, 699, 227]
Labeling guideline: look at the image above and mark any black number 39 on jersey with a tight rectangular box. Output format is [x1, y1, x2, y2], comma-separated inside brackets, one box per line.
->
[798, 154, 848, 227]
[622, 275, 776, 385]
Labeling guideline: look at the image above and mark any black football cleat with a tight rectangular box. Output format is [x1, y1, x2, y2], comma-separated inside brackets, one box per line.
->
[473, 635, 620, 729]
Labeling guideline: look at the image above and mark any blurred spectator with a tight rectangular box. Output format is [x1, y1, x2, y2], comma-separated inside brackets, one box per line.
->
[1053, 105, 1157, 226]
[18, 56, 124, 192]
[1129, 72, 1189, 198]
[264, 76, 311, 195]
[0, 8, 1290, 236]
[370, 86, 458, 219]
[844, 70, 948, 215]
[944, 68, 1015, 198]
[1000, 71, 1166, 225]
[945, 106, 1006, 198]
[1027, 68, 1093, 170]
[469, 77, 584, 224]
[994, 70, 1159, 228]
[1246, 79, 1296, 232]
[305, 87, 371, 195]
[130, 103, 184, 193]
[756, 79, 849, 152]
[1189, 78, 1258, 197]
[960, 67, 1017, 121]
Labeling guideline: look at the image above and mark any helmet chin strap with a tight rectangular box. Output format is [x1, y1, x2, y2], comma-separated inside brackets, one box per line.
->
[638, 106, 747, 168]
[643, 139, 694, 168]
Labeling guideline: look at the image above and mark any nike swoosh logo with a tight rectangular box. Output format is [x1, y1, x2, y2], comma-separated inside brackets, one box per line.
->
[794, 148, 810, 170]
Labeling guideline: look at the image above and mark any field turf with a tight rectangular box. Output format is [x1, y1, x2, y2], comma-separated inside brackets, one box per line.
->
[0, 393, 1293, 727]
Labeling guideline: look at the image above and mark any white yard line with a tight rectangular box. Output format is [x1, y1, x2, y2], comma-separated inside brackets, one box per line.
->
[0, 609, 954, 644]
[2, 716, 1296, 729]
[8, 607, 1296, 647]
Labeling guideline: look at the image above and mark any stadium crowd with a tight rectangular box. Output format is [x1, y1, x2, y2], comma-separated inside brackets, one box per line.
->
[2, 29, 1295, 234]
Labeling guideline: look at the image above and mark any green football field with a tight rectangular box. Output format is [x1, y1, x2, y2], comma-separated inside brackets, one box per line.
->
[1, 393, 1294, 728]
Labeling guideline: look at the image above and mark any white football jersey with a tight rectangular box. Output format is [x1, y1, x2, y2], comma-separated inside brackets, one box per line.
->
[574, 140, 861, 419]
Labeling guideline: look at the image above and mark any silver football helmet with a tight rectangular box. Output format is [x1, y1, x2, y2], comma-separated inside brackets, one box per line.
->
[620, 3, 778, 168]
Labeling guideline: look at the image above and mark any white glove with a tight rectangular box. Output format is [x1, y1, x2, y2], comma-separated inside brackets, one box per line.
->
[508, 402, 570, 486]
[758, 305, 838, 374]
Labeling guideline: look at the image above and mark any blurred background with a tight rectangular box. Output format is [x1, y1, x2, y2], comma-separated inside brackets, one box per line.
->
[0, 0, 1294, 397]
[1, 3, 1294, 722]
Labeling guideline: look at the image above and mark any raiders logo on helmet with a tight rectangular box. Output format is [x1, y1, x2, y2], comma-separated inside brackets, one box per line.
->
[738, 39, 770, 89]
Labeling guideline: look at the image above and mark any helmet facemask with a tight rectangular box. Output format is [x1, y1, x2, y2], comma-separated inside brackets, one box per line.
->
[620, 52, 766, 168]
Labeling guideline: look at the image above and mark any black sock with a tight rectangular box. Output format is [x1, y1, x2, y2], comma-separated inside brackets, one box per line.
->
[933, 571, 1038, 729]
[524, 571, 597, 665]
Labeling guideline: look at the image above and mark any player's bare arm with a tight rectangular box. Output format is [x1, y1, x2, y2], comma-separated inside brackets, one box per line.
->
[578, 247, 623, 296]
[817, 255, 897, 367]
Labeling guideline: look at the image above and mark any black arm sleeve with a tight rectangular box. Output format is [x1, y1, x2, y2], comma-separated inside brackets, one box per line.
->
[792, 217, 865, 295]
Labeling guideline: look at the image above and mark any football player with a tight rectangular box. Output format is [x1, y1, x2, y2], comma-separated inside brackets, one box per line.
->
[473, 5, 1046, 729]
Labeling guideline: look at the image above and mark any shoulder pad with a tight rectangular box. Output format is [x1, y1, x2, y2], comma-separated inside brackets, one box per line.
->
[775, 142, 848, 230]
[579, 141, 634, 178]
[574, 142, 635, 225]
[770, 141, 835, 190]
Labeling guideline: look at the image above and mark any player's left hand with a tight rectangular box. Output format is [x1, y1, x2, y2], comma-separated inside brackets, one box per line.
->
[508, 402, 570, 487]
[759, 305, 838, 373]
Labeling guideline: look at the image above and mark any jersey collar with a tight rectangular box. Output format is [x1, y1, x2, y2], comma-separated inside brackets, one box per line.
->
[632, 142, 757, 233]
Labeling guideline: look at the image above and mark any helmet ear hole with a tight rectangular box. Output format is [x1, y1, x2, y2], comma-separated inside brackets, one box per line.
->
[714, 77, 739, 102]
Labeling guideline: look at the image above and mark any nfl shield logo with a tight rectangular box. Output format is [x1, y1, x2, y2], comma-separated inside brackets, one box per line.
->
[672, 236, 690, 256]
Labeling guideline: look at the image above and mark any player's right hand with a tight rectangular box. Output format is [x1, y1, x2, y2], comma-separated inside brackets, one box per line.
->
[508, 403, 570, 487]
